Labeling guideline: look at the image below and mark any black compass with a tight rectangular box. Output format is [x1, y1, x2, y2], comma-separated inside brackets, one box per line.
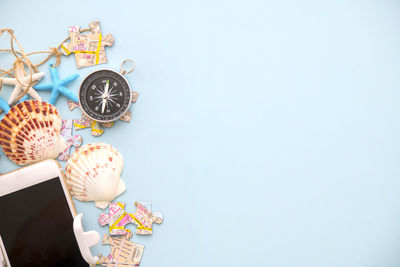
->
[79, 69, 132, 122]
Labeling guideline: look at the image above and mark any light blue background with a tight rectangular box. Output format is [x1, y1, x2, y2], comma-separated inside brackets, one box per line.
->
[2, 0, 400, 266]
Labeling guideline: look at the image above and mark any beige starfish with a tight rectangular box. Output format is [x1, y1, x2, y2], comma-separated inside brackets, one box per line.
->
[0, 72, 44, 105]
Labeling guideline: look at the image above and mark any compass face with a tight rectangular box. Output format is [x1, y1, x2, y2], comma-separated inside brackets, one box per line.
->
[79, 69, 132, 122]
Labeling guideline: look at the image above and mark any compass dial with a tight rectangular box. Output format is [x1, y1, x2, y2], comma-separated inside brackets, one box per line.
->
[79, 69, 132, 122]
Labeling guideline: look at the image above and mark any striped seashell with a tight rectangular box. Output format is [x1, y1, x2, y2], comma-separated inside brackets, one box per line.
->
[0, 100, 66, 165]
[65, 142, 126, 209]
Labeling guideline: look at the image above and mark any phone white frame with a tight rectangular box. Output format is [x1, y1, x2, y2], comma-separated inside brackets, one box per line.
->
[0, 160, 79, 267]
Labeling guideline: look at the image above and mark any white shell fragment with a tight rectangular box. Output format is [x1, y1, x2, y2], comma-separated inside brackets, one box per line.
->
[65, 142, 126, 209]
[0, 100, 66, 165]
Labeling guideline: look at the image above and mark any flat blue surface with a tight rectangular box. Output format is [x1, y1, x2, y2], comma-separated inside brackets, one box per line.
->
[2, 0, 400, 266]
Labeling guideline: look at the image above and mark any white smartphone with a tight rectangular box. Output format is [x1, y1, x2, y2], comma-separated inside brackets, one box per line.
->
[0, 160, 88, 267]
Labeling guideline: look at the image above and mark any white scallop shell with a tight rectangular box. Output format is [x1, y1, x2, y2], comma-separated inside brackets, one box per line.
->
[65, 142, 126, 209]
[0, 100, 66, 165]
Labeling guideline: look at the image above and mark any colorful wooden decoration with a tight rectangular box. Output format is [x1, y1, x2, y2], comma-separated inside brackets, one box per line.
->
[61, 21, 114, 68]
[57, 119, 82, 161]
[1, 72, 44, 106]
[98, 230, 144, 267]
[33, 64, 79, 105]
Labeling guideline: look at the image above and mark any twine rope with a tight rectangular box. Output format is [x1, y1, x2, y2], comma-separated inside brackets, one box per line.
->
[0, 28, 90, 102]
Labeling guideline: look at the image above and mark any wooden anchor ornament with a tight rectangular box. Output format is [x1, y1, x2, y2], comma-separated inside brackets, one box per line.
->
[98, 202, 163, 236]
[68, 59, 139, 136]
[33, 64, 79, 105]
[61, 21, 114, 68]
[98, 230, 144, 267]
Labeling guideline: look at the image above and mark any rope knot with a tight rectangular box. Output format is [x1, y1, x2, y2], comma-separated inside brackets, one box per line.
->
[0, 28, 13, 36]
[14, 57, 24, 66]
[50, 47, 62, 67]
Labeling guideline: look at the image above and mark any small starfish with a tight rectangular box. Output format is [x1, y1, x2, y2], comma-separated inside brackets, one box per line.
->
[34, 64, 79, 105]
[0, 72, 44, 106]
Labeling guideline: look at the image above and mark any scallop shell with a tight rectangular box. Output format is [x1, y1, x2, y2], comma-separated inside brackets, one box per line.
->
[0, 100, 66, 165]
[65, 142, 126, 209]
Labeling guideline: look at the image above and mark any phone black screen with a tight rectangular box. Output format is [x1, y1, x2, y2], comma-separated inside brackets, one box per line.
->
[0, 177, 87, 266]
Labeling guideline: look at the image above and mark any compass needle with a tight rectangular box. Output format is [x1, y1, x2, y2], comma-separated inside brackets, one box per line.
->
[105, 80, 109, 94]
[101, 99, 106, 113]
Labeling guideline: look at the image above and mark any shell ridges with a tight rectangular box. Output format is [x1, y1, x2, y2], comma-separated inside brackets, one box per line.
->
[0, 100, 66, 165]
[65, 142, 126, 209]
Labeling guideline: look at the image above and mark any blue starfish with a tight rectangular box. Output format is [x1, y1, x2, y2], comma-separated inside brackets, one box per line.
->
[0, 97, 10, 115]
[0, 95, 28, 120]
[34, 64, 79, 105]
